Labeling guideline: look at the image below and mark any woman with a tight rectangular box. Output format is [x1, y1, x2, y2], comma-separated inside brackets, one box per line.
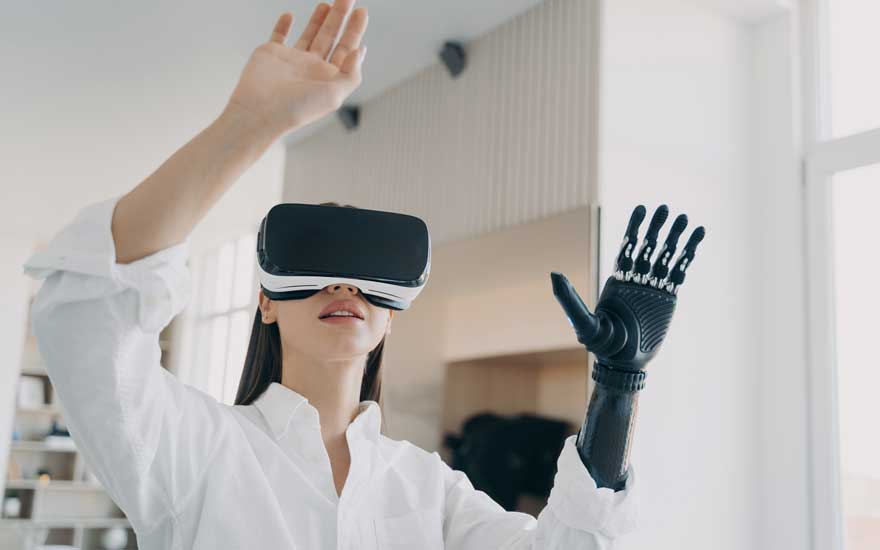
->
[22, 1, 638, 548]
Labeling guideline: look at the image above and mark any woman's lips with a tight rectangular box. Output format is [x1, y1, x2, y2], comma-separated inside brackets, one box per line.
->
[319, 316, 363, 324]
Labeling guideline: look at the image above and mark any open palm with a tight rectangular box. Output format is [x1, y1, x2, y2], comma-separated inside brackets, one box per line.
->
[551, 205, 706, 374]
[226, 0, 369, 136]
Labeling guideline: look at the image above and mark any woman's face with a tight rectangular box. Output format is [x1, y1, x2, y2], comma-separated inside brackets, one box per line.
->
[258, 283, 393, 361]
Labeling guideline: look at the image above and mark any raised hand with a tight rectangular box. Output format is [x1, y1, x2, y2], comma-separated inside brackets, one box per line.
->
[551, 205, 706, 375]
[549, 205, 706, 491]
[225, 0, 369, 136]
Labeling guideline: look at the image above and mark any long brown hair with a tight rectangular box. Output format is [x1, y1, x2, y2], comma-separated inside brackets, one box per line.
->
[233, 201, 388, 434]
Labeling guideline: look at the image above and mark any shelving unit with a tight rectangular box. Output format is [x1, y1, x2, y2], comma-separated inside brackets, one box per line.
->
[3, 278, 178, 549]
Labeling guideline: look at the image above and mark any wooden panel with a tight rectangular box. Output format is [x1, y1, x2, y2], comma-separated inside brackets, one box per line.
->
[536, 359, 590, 429]
[382, 205, 596, 451]
[433, 205, 595, 360]
[441, 347, 588, 439]
[442, 361, 540, 437]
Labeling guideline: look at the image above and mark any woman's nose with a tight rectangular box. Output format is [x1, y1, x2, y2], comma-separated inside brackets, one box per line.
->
[325, 283, 359, 295]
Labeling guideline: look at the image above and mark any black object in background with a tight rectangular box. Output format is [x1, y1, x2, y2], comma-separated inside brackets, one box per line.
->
[439, 41, 466, 77]
[338, 105, 359, 130]
[444, 412, 572, 511]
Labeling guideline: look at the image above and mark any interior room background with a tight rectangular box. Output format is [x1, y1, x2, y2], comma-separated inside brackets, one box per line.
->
[1, 1, 877, 549]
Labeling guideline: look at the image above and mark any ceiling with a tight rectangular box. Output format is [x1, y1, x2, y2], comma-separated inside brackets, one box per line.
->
[0, 0, 544, 240]
[1, 0, 787, 242]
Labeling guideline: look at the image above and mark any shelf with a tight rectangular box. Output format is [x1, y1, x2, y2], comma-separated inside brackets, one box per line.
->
[4, 480, 103, 492]
[20, 364, 48, 377]
[16, 405, 61, 417]
[0, 517, 130, 529]
[10, 441, 77, 453]
[7, 268, 179, 544]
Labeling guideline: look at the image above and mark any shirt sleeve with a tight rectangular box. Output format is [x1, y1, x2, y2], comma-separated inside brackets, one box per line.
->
[22, 194, 228, 538]
[441, 434, 639, 549]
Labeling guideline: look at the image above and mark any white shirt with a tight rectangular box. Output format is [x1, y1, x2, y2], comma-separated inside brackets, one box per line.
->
[21, 194, 639, 550]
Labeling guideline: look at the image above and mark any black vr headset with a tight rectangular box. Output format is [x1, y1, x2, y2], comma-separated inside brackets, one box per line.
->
[257, 203, 431, 311]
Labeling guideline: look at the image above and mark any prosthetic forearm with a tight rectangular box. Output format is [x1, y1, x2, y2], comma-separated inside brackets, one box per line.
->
[575, 364, 642, 491]
[551, 204, 706, 491]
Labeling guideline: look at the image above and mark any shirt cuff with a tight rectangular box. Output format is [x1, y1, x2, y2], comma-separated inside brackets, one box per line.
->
[546, 434, 640, 539]
[21, 193, 193, 333]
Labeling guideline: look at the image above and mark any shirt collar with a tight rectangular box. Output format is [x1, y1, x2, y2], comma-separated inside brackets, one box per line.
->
[253, 382, 382, 443]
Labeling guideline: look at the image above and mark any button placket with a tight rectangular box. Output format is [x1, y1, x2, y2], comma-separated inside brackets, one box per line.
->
[279, 406, 338, 505]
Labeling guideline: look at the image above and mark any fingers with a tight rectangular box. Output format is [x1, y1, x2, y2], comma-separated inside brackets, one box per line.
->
[667, 226, 706, 295]
[614, 205, 706, 295]
[329, 7, 368, 69]
[309, 0, 356, 61]
[337, 45, 366, 78]
[294, 3, 332, 51]
[614, 205, 645, 275]
[269, 12, 294, 45]
[633, 204, 669, 279]
[550, 272, 601, 347]
[649, 214, 688, 283]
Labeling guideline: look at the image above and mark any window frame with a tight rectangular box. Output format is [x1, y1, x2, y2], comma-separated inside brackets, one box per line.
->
[801, 1, 880, 549]
[178, 232, 260, 405]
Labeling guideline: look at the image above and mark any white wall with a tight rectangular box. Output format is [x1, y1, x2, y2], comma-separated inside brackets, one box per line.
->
[188, 141, 286, 255]
[751, 11, 811, 550]
[597, 1, 760, 548]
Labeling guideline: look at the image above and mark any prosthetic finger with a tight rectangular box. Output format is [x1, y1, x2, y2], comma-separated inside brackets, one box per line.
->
[666, 226, 706, 295]
[614, 205, 646, 276]
[632, 205, 669, 284]
[648, 213, 688, 288]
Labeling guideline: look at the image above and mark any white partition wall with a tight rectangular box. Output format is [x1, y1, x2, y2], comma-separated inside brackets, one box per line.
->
[597, 1, 763, 549]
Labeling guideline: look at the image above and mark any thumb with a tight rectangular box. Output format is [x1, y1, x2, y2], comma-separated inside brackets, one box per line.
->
[551, 271, 599, 346]
[338, 45, 367, 79]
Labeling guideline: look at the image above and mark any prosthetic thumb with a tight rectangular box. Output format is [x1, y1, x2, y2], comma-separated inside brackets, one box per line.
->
[551, 272, 619, 354]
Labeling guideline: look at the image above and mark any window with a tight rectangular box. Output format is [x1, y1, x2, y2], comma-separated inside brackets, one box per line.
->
[805, 2, 880, 549]
[178, 233, 258, 404]
[827, 1, 880, 138]
[831, 167, 880, 550]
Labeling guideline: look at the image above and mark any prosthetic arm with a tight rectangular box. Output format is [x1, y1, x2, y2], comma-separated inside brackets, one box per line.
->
[551, 205, 706, 491]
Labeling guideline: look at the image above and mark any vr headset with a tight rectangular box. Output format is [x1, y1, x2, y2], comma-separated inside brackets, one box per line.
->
[257, 203, 431, 311]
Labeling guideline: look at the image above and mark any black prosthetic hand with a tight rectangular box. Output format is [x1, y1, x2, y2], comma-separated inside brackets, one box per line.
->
[550, 204, 706, 491]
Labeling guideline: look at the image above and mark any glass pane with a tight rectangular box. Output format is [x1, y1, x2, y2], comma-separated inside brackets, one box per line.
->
[213, 242, 235, 314]
[197, 252, 216, 317]
[828, 1, 880, 137]
[222, 310, 252, 405]
[233, 233, 258, 309]
[207, 316, 229, 402]
[193, 320, 212, 393]
[831, 164, 880, 550]
[175, 307, 195, 385]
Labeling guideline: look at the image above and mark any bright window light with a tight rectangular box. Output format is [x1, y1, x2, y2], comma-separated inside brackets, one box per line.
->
[828, 1, 880, 137]
[180, 233, 259, 404]
[831, 163, 880, 549]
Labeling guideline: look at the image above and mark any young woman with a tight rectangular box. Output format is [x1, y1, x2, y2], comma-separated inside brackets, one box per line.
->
[22, 1, 644, 548]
